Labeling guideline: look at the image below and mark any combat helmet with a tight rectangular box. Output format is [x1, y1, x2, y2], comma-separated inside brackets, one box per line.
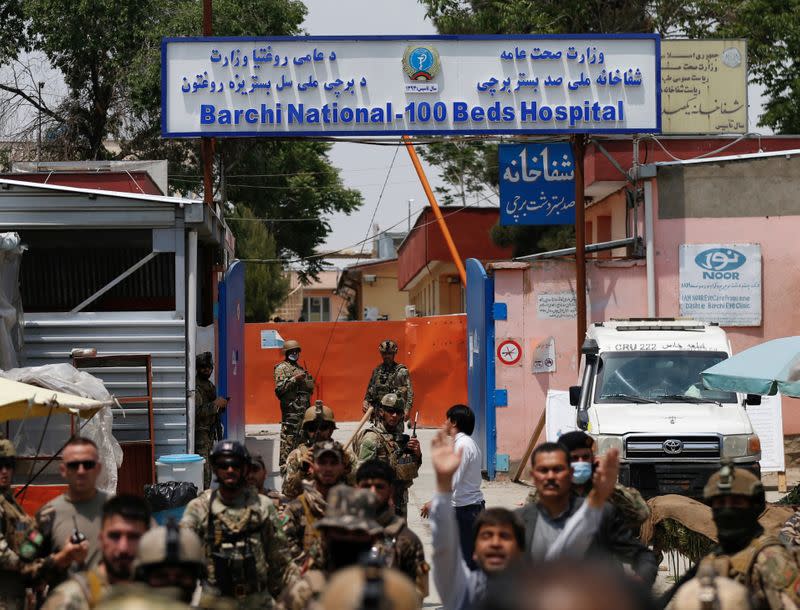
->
[209, 440, 250, 468]
[703, 463, 765, 511]
[302, 400, 336, 428]
[0, 439, 16, 459]
[321, 564, 418, 610]
[378, 339, 398, 354]
[315, 485, 383, 536]
[283, 339, 301, 353]
[379, 393, 405, 413]
[671, 562, 751, 610]
[134, 520, 205, 581]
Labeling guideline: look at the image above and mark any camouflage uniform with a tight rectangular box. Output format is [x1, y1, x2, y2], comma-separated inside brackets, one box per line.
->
[195, 372, 223, 489]
[355, 420, 420, 519]
[780, 511, 800, 547]
[364, 363, 413, 418]
[180, 485, 299, 609]
[695, 537, 800, 609]
[41, 567, 110, 610]
[274, 360, 315, 474]
[279, 486, 383, 610]
[283, 481, 327, 571]
[375, 506, 429, 602]
[526, 482, 650, 534]
[0, 488, 48, 610]
[282, 443, 357, 500]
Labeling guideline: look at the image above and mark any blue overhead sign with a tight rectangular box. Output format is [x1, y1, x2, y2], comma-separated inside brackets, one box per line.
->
[499, 143, 576, 226]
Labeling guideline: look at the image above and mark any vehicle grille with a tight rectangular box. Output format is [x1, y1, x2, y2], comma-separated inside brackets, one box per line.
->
[625, 436, 720, 459]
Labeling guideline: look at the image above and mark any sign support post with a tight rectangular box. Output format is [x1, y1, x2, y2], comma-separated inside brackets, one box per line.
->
[572, 135, 587, 354]
[201, 0, 214, 207]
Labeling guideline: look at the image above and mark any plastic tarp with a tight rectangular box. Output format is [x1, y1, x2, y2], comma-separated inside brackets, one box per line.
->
[0, 364, 123, 495]
[0, 233, 25, 369]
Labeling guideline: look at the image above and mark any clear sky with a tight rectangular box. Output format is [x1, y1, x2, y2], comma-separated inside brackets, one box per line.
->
[301, 1, 769, 253]
[302, 0, 450, 253]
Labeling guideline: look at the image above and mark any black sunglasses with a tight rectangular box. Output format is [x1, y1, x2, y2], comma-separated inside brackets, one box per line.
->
[0, 458, 15, 470]
[65, 460, 97, 471]
[305, 422, 335, 432]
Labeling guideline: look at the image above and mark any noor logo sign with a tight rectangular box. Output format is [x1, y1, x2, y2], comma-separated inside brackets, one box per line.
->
[694, 248, 746, 279]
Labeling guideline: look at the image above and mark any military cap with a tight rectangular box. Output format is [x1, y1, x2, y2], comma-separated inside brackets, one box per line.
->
[0, 439, 16, 458]
[703, 463, 764, 502]
[321, 565, 418, 610]
[315, 485, 382, 536]
[378, 339, 399, 354]
[313, 440, 344, 462]
[195, 351, 213, 369]
[558, 430, 594, 452]
[302, 400, 336, 427]
[282, 339, 301, 352]
[250, 453, 266, 471]
[380, 393, 405, 413]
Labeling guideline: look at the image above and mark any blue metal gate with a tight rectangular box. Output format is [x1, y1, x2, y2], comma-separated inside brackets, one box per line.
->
[466, 258, 498, 479]
[218, 260, 245, 443]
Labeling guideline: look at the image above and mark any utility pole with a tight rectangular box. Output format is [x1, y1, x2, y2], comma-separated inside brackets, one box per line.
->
[572, 135, 587, 354]
[407, 198, 413, 233]
[201, 0, 214, 207]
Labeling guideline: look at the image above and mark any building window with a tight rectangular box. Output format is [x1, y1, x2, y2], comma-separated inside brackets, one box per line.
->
[303, 296, 330, 321]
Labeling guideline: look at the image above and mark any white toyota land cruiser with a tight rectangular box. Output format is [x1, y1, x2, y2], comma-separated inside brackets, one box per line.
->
[569, 318, 762, 499]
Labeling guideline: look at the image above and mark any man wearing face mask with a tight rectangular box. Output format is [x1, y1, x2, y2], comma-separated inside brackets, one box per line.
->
[526, 431, 650, 535]
[279, 485, 384, 610]
[282, 402, 356, 500]
[664, 464, 800, 610]
[274, 340, 315, 475]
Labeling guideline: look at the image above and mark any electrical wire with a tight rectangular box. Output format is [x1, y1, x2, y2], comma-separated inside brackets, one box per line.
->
[641, 133, 768, 163]
[312, 140, 402, 379]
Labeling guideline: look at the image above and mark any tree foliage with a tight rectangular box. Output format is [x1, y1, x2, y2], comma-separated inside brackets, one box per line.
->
[0, 0, 362, 318]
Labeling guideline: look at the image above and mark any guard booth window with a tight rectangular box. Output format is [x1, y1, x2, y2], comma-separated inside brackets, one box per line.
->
[303, 296, 330, 321]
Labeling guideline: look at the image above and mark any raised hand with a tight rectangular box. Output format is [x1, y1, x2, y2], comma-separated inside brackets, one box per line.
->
[431, 426, 462, 492]
[587, 448, 620, 509]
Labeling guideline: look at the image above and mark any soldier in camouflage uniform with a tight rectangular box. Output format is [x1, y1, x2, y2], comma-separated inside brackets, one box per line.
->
[525, 430, 649, 535]
[666, 464, 800, 610]
[282, 402, 357, 500]
[279, 485, 384, 610]
[356, 459, 429, 602]
[781, 511, 800, 547]
[181, 440, 298, 609]
[355, 394, 421, 519]
[0, 439, 49, 610]
[283, 441, 349, 571]
[42, 495, 151, 610]
[195, 352, 228, 489]
[247, 454, 285, 513]
[362, 340, 413, 423]
[274, 340, 315, 475]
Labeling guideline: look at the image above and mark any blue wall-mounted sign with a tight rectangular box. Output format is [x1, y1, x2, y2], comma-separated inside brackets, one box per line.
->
[499, 142, 576, 226]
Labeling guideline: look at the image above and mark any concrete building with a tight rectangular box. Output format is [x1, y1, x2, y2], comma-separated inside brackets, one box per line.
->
[273, 267, 349, 322]
[398, 207, 512, 316]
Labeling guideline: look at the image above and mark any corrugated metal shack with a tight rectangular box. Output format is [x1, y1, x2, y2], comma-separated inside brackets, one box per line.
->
[0, 174, 232, 464]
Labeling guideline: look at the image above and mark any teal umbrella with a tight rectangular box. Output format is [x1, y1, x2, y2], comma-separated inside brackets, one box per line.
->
[701, 337, 800, 397]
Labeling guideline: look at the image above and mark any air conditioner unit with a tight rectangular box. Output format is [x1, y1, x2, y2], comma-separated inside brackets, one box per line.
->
[363, 274, 377, 284]
[405, 305, 417, 318]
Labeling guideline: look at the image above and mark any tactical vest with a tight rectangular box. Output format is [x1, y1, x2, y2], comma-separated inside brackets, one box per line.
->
[297, 494, 323, 562]
[357, 428, 419, 482]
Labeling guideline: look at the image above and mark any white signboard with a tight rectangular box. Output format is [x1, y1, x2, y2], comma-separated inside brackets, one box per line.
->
[679, 244, 761, 326]
[260, 329, 283, 349]
[546, 390, 577, 442]
[746, 394, 785, 473]
[162, 35, 660, 137]
[537, 291, 578, 319]
[532, 337, 556, 373]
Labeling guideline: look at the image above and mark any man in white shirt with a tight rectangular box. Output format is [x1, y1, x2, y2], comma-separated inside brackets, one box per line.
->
[443, 404, 485, 568]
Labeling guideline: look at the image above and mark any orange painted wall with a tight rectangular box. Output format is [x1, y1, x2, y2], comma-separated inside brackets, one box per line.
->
[245, 316, 467, 426]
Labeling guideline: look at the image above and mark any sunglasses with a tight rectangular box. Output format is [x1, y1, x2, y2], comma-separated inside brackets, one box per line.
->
[305, 422, 335, 432]
[0, 458, 15, 470]
[65, 460, 97, 471]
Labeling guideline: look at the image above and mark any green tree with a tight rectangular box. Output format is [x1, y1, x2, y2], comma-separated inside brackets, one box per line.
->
[229, 204, 289, 322]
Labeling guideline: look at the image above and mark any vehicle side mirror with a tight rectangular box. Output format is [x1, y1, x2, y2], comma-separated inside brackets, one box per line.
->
[569, 386, 581, 407]
[577, 409, 590, 430]
[745, 394, 762, 406]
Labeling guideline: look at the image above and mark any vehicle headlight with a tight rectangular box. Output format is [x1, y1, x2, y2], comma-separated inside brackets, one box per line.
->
[722, 434, 761, 458]
[594, 435, 623, 455]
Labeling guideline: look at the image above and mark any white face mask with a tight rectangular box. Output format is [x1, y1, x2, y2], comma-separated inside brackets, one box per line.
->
[288, 352, 299, 362]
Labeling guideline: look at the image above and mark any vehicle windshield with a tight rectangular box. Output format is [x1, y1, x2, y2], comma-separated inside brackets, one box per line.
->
[594, 351, 737, 404]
